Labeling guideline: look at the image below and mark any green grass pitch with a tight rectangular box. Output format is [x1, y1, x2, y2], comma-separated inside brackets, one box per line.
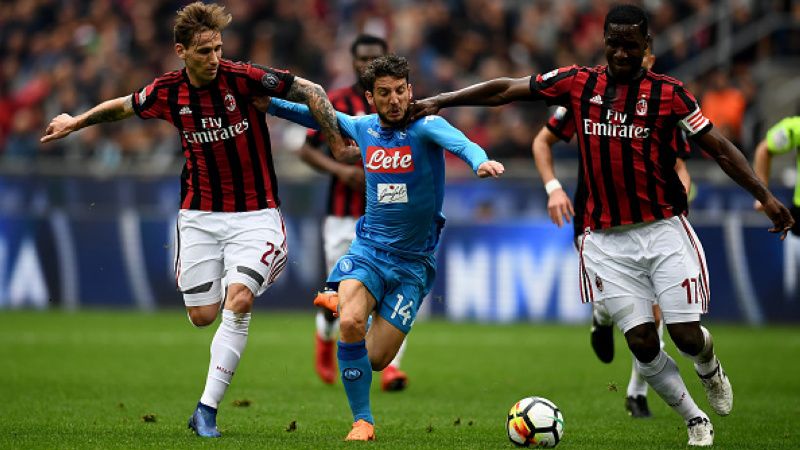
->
[1, 311, 798, 449]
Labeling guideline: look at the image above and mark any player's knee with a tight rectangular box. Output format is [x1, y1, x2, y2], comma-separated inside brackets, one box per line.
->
[225, 284, 255, 313]
[339, 315, 368, 341]
[667, 322, 704, 355]
[187, 306, 218, 327]
[625, 323, 660, 362]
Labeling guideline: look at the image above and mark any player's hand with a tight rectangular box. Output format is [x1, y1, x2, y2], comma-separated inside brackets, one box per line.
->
[338, 165, 365, 190]
[251, 96, 272, 113]
[477, 160, 504, 178]
[547, 188, 575, 228]
[753, 199, 764, 211]
[760, 196, 795, 240]
[41, 113, 78, 143]
[408, 97, 441, 122]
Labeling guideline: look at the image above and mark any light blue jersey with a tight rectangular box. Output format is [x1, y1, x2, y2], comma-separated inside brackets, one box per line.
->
[269, 98, 489, 258]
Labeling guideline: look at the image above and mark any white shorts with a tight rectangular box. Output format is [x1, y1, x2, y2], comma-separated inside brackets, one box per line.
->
[322, 215, 358, 273]
[175, 208, 288, 307]
[578, 215, 709, 333]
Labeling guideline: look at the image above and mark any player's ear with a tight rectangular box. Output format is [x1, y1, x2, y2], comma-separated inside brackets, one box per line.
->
[407, 83, 413, 100]
[365, 90, 375, 107]
[175, 43, 186, 60]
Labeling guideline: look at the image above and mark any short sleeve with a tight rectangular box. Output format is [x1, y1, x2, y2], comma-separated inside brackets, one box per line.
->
[673, 85, 712, 136]
[246, 63, 295, 98]
[766, 119, 793, 155]
[529, 65, 579, 105]
[131, 80, 166, 120]
[545, 106, 576, 142]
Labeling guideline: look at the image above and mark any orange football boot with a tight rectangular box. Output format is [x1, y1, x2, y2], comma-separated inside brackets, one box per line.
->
[345, 419, 375, 441]
[313, 290, 339, 317]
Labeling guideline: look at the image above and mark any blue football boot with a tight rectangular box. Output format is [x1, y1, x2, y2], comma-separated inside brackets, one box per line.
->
[188, 402, 221, 438]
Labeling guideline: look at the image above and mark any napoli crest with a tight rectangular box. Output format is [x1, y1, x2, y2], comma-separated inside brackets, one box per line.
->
[342, 368, 363, 381]
[224, 93, 236, 112]
[636, 97, 648, 116]
[338, 258, 354, 273]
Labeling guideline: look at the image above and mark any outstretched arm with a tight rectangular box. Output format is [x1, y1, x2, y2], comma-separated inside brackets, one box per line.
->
[266, 97, 361, 163]
[285, 77, 350, 161]
[409, 77, 533, 120]
[693, 128, 794, 237]
[751, 138, 772, 211]
[532, 126, 574, 228]
[41, 96, 134, 143]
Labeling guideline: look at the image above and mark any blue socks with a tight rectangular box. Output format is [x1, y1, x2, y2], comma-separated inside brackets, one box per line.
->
[338, 340, 373, 424]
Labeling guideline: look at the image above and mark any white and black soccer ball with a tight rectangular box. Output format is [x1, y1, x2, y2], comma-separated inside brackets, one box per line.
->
[506, 396, 564, 448]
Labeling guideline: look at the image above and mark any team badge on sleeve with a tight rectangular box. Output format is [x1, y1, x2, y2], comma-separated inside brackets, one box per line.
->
[541, 69, 559, 81]
[262, 73, 280, 90]
[138, 87, 147, 105]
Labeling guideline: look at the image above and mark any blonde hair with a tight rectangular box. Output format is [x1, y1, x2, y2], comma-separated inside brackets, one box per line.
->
[174, 2, 232, 47]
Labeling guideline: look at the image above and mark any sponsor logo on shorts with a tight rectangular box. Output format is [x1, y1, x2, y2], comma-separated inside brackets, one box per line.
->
[338, 258, 353, 273]
[342, 368, 362, 381]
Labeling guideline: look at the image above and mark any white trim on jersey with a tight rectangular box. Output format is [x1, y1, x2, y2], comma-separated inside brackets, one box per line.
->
[679, 107, 710, 136]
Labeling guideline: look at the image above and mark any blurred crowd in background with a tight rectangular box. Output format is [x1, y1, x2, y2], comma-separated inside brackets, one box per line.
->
[1, 0, 799, 177]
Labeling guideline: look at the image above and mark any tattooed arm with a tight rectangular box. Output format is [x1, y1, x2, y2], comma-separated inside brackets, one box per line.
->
[41, 96, 135, 143]
[285, 77, 348, 160]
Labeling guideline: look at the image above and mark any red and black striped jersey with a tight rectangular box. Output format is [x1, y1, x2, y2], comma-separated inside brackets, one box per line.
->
[131, 59, 294, 212]
[532, 65, 710, 231]
[306, 84, 373, 218]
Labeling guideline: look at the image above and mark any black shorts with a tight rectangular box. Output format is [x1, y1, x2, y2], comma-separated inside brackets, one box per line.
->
[792, 205, 800, 236]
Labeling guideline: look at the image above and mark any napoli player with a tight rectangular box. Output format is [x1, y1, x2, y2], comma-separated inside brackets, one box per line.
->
[265, 54, 504, 441]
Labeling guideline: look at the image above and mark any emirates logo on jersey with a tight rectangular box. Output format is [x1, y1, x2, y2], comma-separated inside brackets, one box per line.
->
[224, 93, 236, 112]
[365, 146, 414, 173]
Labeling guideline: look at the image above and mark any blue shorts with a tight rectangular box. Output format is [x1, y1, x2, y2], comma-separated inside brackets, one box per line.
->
[327, 238, 435, 334]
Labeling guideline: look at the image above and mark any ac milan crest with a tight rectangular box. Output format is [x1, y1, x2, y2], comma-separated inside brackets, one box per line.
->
[595, 275, 604, 292]
[636, 97, 648, 116]
[224, 93, 236, 112]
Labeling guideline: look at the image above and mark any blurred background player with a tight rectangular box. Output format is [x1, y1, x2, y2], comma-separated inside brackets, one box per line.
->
[299, 34, 410, 391]
[266, 54, 505, 441]
[532, 41, 693, 418]
[752, 116, 800, 236]
[411, 4, 794, 446]
[40, 2, 347, 438]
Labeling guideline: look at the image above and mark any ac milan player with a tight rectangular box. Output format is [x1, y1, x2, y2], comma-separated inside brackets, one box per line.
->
[298, 35, 410, 392]
[532, 41, 693, 419]
[40, 2, 348, 439]
[411, 4, 794, 447]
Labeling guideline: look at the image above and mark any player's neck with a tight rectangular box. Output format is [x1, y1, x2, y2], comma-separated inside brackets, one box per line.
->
[185, 68, 215, 88]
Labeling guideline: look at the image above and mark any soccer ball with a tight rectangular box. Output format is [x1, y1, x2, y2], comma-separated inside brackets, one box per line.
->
[506, 396, 564, 447]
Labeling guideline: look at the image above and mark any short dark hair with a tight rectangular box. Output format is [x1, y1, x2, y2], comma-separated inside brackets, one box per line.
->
[604, 4, 649, 37]
[362, 54, 409, 92]
[350, 34, 388, 56]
